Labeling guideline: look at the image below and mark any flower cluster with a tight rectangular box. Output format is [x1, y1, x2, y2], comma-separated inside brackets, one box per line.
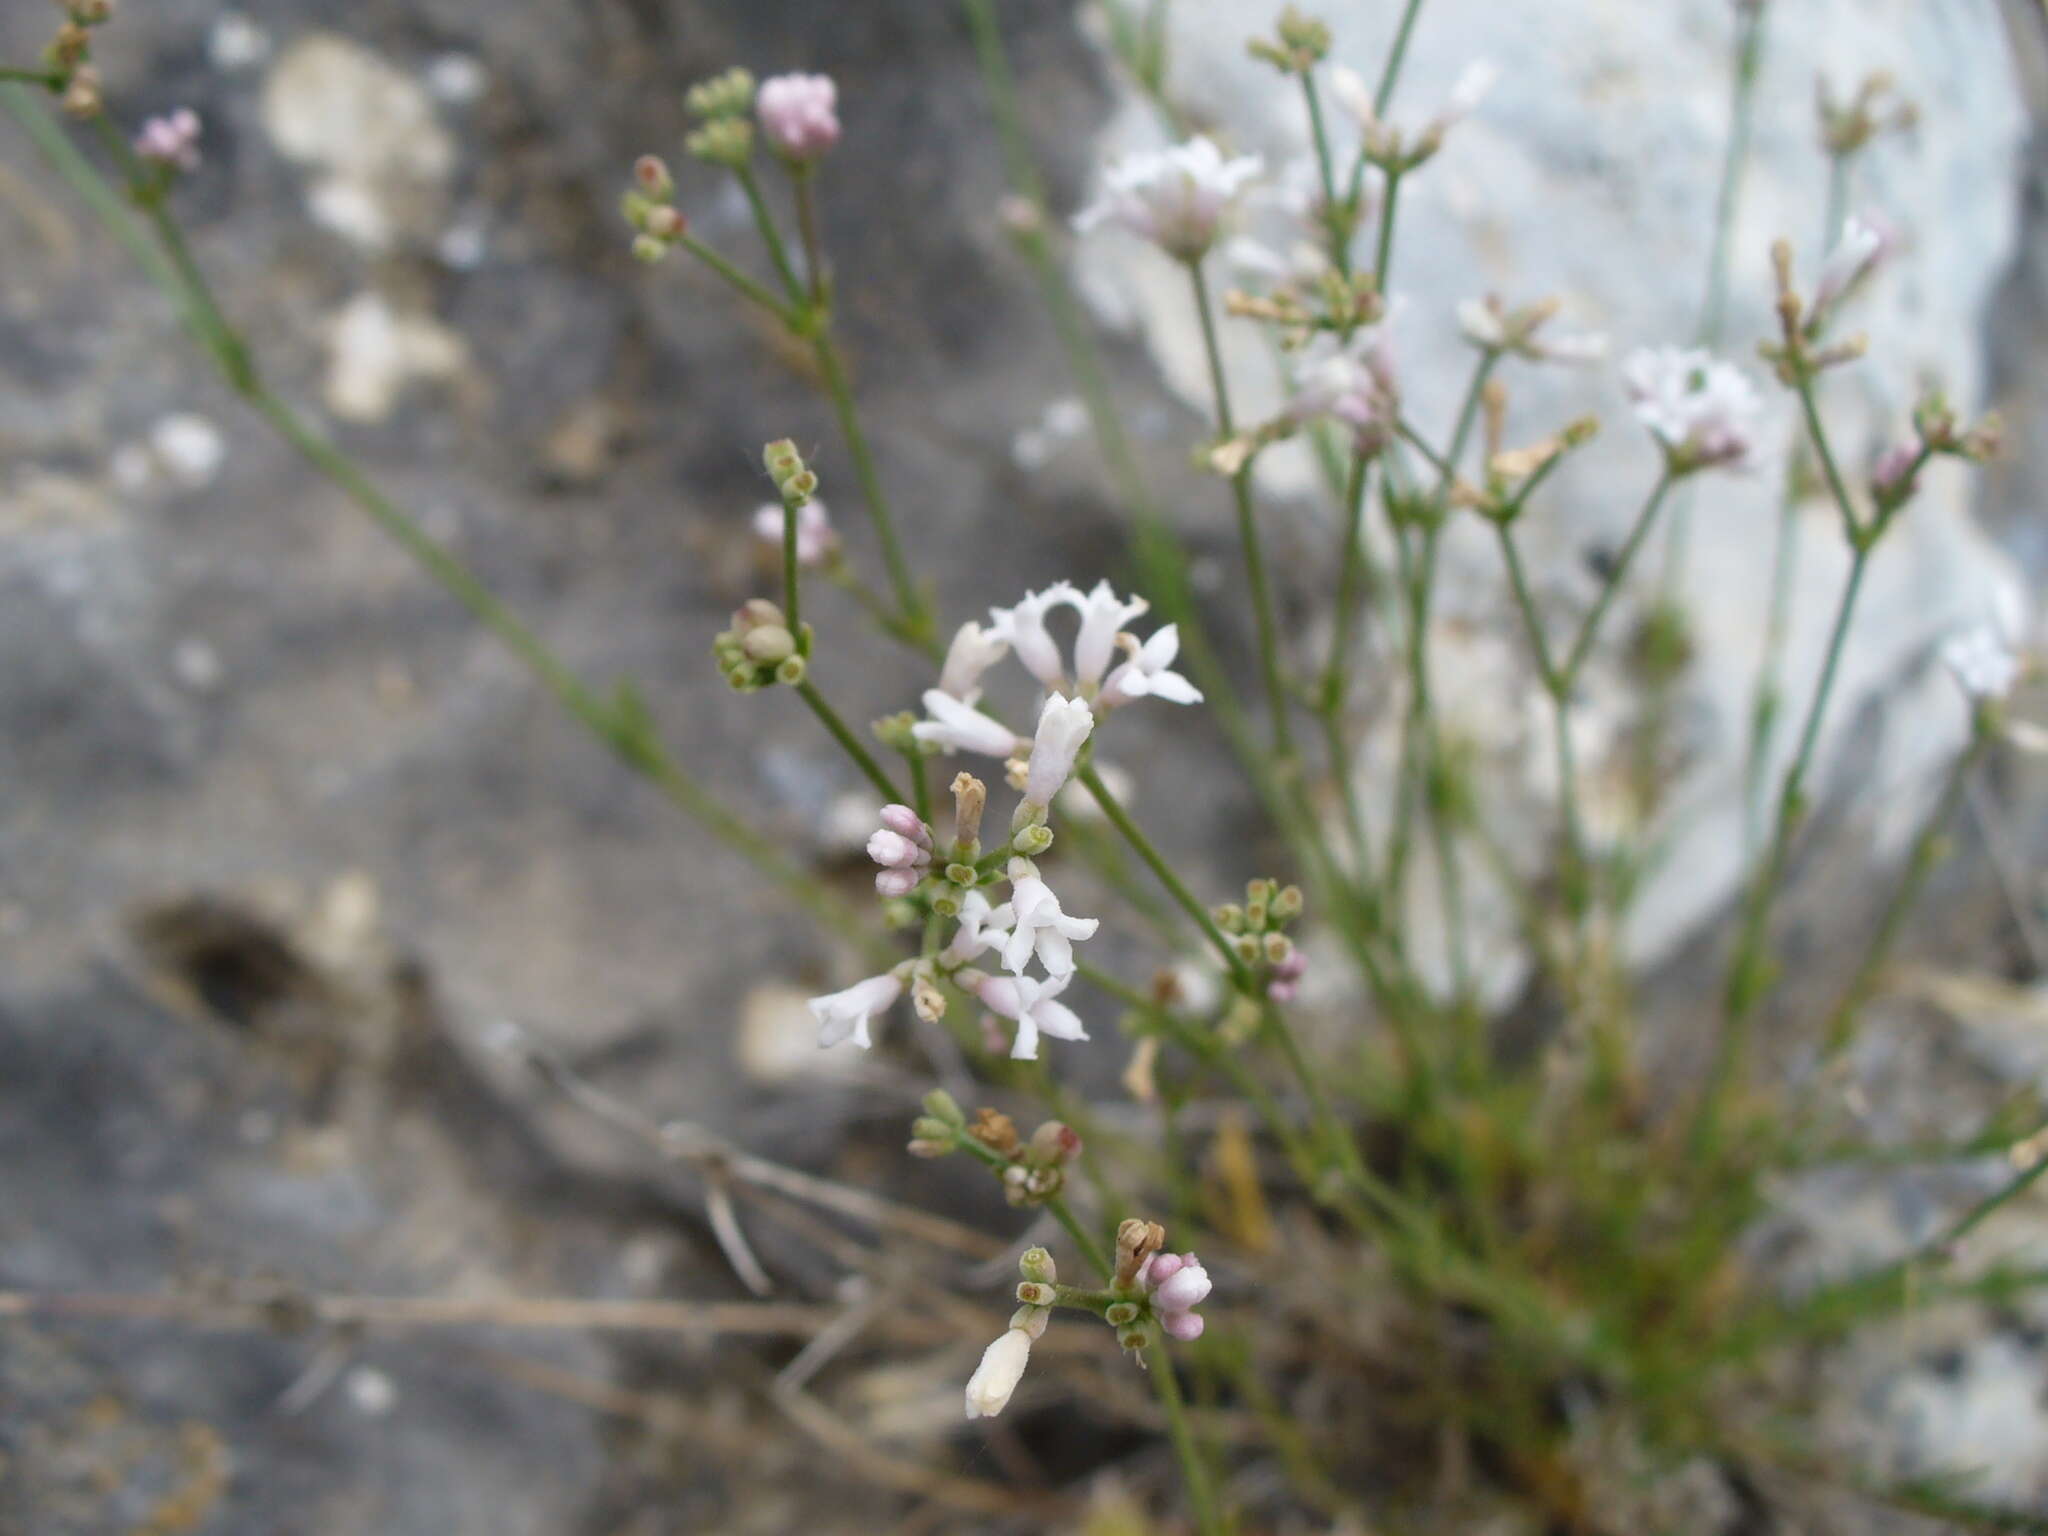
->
[756, 73, 840, 162]
[963, 1221, 1216, 1419]
[134, 108, 201, 173]
[1076, 136, 1264, 262]
[1623, 346, 1765, 475]
[805, 579, 1203, 1060]
[1214, 878, 1308, 1001]
[1328, 58, 1497, 172]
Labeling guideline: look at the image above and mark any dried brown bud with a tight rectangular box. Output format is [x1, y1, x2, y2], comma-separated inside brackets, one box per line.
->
[967, 1107, 1021, 1158]
[1114, 1217, 1166, 1287]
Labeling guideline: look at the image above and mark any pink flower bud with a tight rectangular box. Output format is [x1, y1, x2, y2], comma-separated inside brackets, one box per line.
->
[1162, 1309, 1206, 1341]
[874, 867, 923, 898]
[1152, 1258, 1212, 1313]
[878, 804, 932, 847]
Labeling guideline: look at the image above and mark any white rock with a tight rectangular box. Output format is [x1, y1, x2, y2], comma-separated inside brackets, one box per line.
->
[208, 12, 271, 72]
[149, 413, 226, 489]
[321, 293, 468, 423]
[263, 35, 456, 254]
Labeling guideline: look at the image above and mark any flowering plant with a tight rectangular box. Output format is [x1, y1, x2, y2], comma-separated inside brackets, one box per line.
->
[7, 0, 2041, 1530]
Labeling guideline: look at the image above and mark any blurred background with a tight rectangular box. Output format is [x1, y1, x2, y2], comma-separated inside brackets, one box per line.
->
[3, 1, 2048, 1531]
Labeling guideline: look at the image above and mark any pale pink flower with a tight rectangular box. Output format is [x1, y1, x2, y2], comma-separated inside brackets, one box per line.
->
[1140, 1252, 1212, 1341]
[1623, 346, 1764, 474]
[135, 108, 202, 172]
[752, 499, 838, 567]
[1072, 580, 1150, 694]
[1285, 323, 1399, 453]
[1075, 137, 1263, 261]
[1942, 626, 2021, 702]
[867, 804, 933, 897]
[964, 970, 1089, 1061]
[756, 73, 840, 160]
[941, 890, 1015, 966]
[988, 583, 1080, 692]
[1808, 213, 1891, 333]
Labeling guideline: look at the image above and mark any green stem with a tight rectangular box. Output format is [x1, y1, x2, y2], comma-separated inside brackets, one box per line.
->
[1079, 764, 1250, 988]
[1374, 0, 1428, 114]
[734, 163, 806, 304]
[1299, 69, 1350, 275]
[1697, 9, 1767, 347]
[789, 164, 827, 305]
[0, 67, 61, 90]
[1187, 256, 1294, 763]
[1560, 472, 1675, 681]
[780, 503, 803, 635]
[1371, 168, 1403, 284]
[808, 335, 934, 651]
[1044, 1194, 1113, 1282]
[677, 234, 800, 326]
[1822, 727, 1991, 1060]
[1149, 1329, 1227, 1536]
[794, 679, 902, 803]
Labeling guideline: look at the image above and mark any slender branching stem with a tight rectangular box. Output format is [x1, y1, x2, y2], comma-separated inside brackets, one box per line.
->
[734, 162, 806, 304]
[1187, 256, 1295, 763]
[678, 234, 801, 326]
[1079, 764, 1251, 989]
[1822, 725, 1992, 1060]
[794, 680, 902, 803]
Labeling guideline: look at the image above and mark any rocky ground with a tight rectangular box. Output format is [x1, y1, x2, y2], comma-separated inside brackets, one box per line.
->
[2, 1, 2047, 1532]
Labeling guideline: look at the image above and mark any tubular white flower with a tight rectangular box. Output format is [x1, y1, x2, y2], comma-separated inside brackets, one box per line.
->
[988, 583, 1079, 692]
[1072, 581, 1150, 693]
[941, 890, 1014, 966]
[1942, 625, 2021, 702]
[1020, 694, 1095, 812]
[1075, 136, 1263, 262]
[937, 620, 1010, 704]
[1623, 346, 1764, 473]
[1809, 214, 1889, 330]
[1000, 873, 1100, 979]
[967, 970, 1088, 1061]
[807, 971, 905, 1050]
[964, 1327, 1033, 1418]
[912, 690, 1025, 758]
[1097, 624, 1203, 711]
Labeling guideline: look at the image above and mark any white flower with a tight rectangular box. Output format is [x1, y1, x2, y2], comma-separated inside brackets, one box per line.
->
[1075, 136, 1263, 261]
[1000, 871, 1099, 979]
[1072, 580, 1151, 693]
[968, 970, 1088, 1060]
[1808, 214, 1890, 332]
[1942, 625, 2021, 702]
[1284, 323, 1399, 452]
[936, 620, 1010, 704]
[751, 499, 838, 567]
[912, 689, 1025, 758]
[964, 1327, 1033, 1418]
[1097, 624, 1203, 711]
[807, 971, 904, 1050]
[941, 890, 1014, 966]
[1623, 346, 1765, 473]
[988, 583, 1079, 692]
[1020, 694, 1095, 812]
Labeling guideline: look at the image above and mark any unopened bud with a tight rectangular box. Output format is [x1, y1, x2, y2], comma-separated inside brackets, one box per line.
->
[1027, 1120, 1082, 1167]
[1019, 1246, 1058, 1284]
[773, 655, 806, 686]
[911, 1115, 955, 1146]
[1272, 884, 1304, 921]
[1010, 1304, 1050, 1339]
[1212, 903, 1244, 933]
[630, 234, 668, 265]
[633, 154, 674, 199]
[1014, 822, 1054, 856]
[741, 624, 796, 664]
[642, 204, 686, 240]
[922, 1088, 965, 1127]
